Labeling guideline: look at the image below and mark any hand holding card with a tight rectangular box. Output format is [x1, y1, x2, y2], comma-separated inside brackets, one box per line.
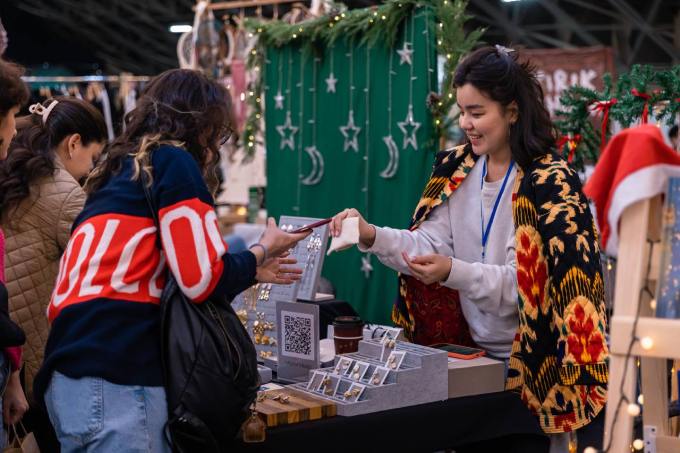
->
[327, 217, 360, 255]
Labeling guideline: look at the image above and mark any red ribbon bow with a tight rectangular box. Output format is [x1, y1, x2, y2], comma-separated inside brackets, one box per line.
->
[556, 133, 582, 163]
[631, 88, 651, 124]
[590, 99, 617, 153]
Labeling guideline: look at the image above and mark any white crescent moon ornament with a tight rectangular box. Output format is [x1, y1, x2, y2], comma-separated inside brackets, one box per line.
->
[301, 146, 324, 185]
[380, 135, 399, 179]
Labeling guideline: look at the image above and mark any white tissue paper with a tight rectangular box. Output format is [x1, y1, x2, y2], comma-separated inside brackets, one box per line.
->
[327, 217, 360, 255]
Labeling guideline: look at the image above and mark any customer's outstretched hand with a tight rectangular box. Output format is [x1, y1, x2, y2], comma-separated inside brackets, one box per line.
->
[256, 253, 303, 284]
[258, 217, 311, 258]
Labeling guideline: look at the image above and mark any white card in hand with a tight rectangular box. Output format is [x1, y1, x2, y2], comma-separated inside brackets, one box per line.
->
[326, 217, 360, 255]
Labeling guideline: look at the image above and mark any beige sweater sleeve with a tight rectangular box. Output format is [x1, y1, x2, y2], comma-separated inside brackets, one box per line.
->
[56, 185, 86, 250]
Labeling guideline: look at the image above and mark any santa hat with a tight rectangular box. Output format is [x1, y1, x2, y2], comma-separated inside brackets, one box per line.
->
[584, 125, 680, 257]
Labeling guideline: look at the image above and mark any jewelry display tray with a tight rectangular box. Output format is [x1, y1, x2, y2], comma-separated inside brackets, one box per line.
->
[288, 339, 448, 416]
[232, 287, 278, 363]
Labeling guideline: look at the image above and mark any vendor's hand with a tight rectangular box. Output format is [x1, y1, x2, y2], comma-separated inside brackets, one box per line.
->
[330, 208, 376, 247]
[402, 252, 452, 285]
[258, 217, 311, 258]
[3, 370, 28, 425]
[256, 253, 303, 285]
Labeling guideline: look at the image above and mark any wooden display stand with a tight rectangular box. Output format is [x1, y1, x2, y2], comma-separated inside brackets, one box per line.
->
[255, 388, 336, 427]
[605, 195, 680, 452]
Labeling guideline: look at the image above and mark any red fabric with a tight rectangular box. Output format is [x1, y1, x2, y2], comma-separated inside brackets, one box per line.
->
[0, 228, 4, 282]
[590, 99, 617, 152]
[401, 275, 475, 347]
[556, 134, 581, 163]
[4, 347, 21, 371]
[584, 125, 680, 255]
[631, 88, 650, 124]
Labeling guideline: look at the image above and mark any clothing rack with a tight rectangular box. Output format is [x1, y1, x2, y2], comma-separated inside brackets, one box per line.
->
[21, 75, 151, 84]
[205, 0, 306, 11]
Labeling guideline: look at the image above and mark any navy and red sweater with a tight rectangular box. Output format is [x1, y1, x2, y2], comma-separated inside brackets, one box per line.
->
[34, 145, 256, 398]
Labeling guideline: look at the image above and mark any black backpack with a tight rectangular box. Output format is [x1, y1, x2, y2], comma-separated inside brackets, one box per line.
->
[141, 170, 260, 452]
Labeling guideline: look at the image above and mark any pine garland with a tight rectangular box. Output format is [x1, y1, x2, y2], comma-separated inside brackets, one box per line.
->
[239, 0, 482, 161]
[555, 64, 680, 171]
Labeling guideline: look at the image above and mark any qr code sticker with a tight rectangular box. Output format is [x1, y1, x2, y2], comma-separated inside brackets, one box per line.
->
[281, 311, 315, 360]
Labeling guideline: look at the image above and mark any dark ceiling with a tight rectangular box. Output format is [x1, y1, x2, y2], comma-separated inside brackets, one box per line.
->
[1, 0, 679, 76]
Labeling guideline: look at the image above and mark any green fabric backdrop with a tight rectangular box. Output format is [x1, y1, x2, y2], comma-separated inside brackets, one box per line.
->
[264, 10, 436, 324]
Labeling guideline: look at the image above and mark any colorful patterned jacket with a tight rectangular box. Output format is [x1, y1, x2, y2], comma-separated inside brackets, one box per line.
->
[393, 144, 608, 433]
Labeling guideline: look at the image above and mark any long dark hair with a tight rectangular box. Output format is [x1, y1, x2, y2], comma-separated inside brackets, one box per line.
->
[0, 59, 29, 152]
[0, 97, 107, 219]
[0, 59, 29, 118]
[454, 46, 555, 170]
[85, 68, 234, 195]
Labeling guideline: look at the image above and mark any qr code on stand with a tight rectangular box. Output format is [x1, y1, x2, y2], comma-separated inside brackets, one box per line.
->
[281, 311, 315, 360]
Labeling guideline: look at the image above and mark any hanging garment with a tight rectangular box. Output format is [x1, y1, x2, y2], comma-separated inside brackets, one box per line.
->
[96, 86, 115, 141]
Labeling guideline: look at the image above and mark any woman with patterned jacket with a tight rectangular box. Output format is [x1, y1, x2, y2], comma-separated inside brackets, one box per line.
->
[331, 46, 608, 451]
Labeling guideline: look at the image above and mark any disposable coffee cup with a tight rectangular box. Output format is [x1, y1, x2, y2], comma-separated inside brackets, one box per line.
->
[333, 316, 364, 354]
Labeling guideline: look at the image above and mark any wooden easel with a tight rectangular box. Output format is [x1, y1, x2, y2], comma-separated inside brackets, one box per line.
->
[605, 194, 680, 452]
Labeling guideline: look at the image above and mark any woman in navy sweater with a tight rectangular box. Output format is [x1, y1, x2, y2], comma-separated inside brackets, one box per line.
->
[35, 69, 307, 452]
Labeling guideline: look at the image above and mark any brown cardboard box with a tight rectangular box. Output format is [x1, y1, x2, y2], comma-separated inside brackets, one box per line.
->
[447, 356, 506, 398]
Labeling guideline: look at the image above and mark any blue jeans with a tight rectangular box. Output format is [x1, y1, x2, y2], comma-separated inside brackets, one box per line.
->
[45, 372, 171, 453]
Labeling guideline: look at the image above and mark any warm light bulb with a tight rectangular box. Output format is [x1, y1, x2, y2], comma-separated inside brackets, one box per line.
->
[584, 448, 598, 453]
[627, 403, 641, 416]
[637, 394, 644, 405]
[640, 336, 654, 350]
[650, 299, 657, 310]
[633, 439, 644, 450]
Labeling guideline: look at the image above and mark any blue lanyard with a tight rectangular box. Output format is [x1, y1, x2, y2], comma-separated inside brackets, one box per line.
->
[480, 158, 514, 262]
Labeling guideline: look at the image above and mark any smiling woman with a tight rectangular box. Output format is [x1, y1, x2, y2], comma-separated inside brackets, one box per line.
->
[330, 45, 608, 452]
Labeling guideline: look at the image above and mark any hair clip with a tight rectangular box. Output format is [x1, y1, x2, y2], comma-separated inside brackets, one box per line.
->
[28, 100, 59, 125]
[495, 45, 515, 57]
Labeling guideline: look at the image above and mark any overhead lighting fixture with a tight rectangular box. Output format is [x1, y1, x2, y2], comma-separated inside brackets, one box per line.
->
[169, 25, 192, 33]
